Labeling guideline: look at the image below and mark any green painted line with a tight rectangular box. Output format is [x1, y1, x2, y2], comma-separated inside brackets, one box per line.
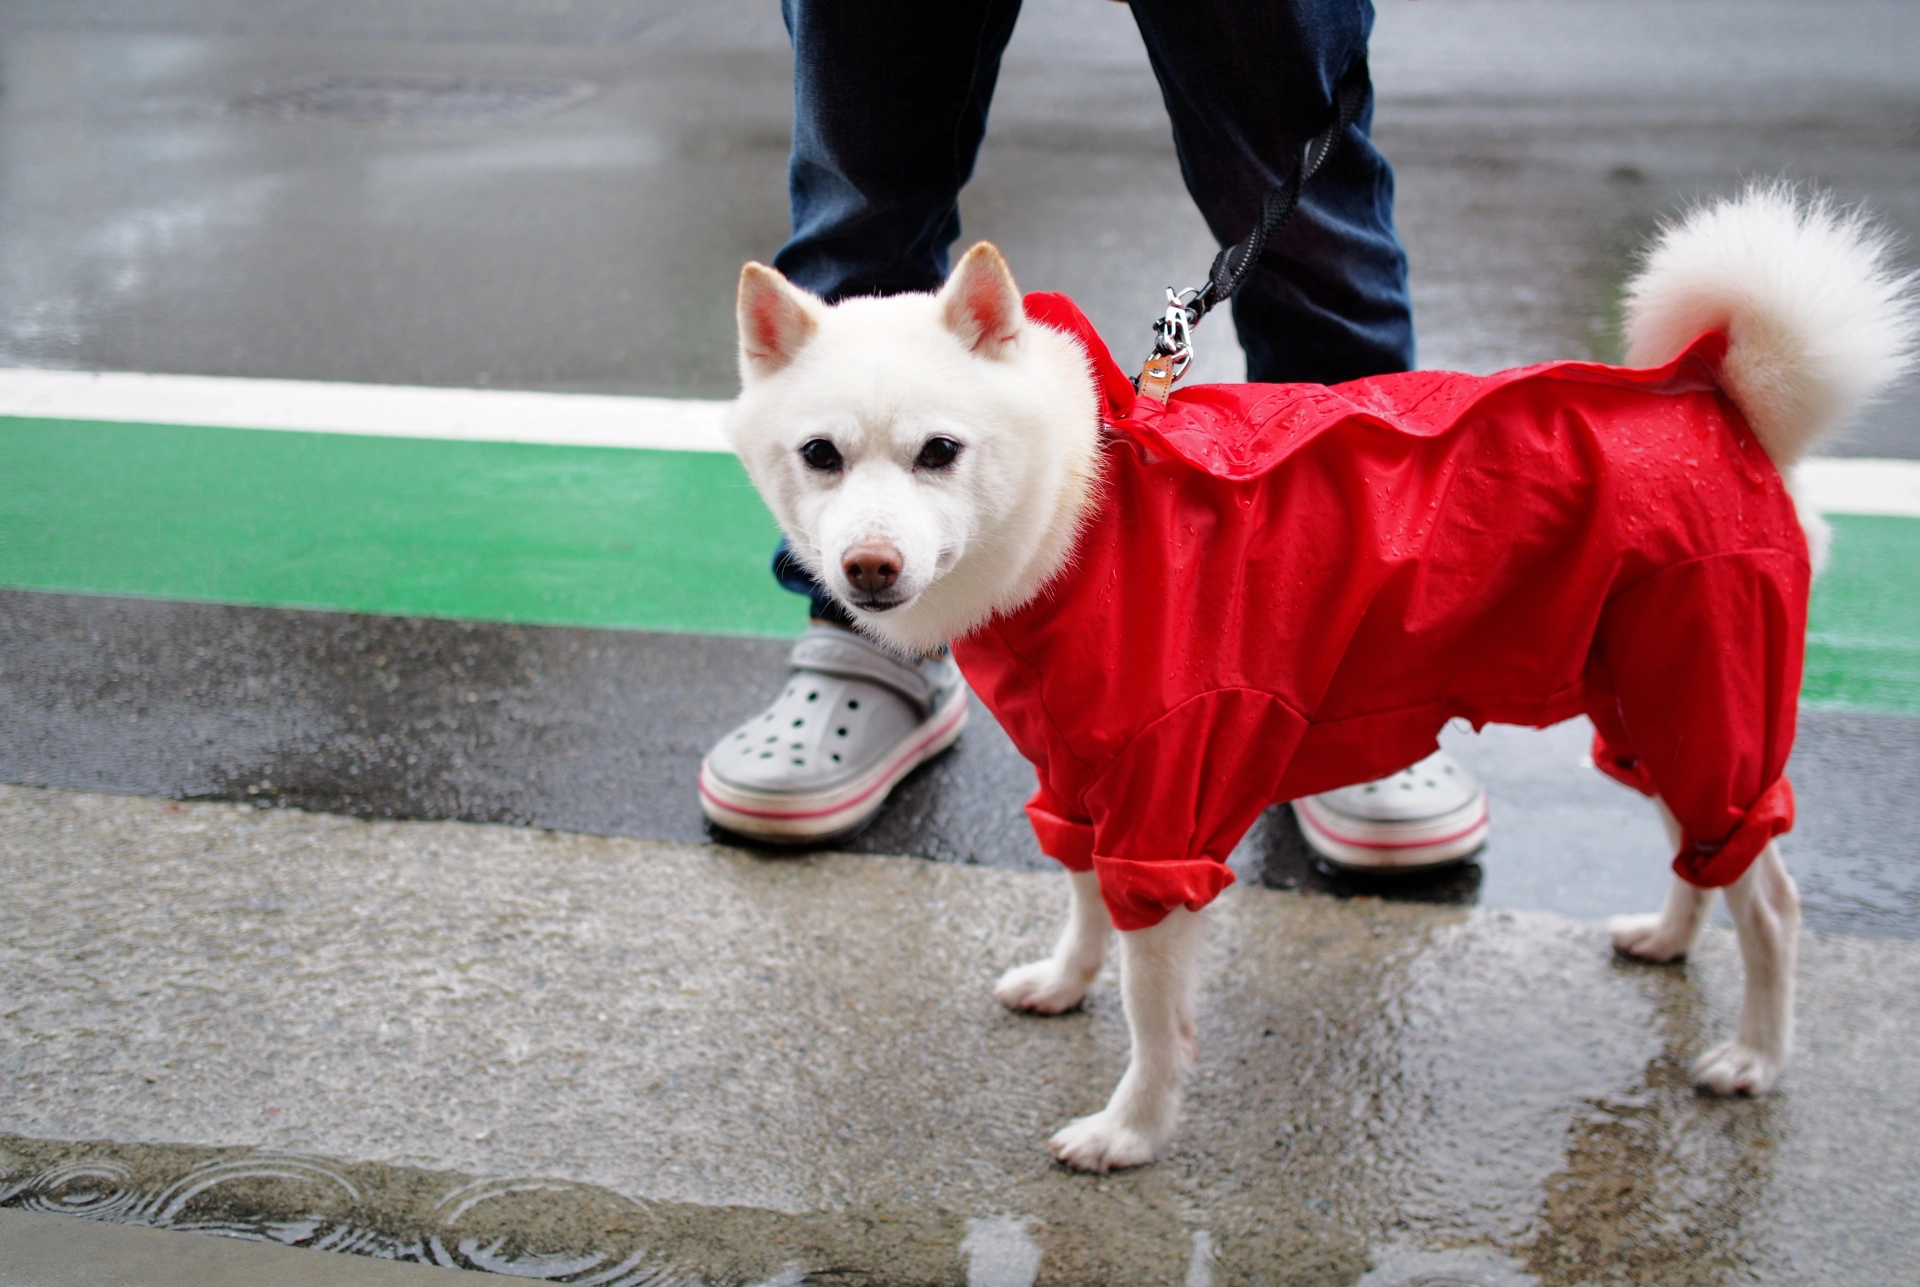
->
[0, 416, 803, 638]
[2, 417, 1916, 713]
[1804, 514, 1920, 715]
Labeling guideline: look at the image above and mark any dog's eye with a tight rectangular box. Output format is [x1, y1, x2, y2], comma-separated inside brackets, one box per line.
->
[915, 437, 962, 471]
[800, 439, 843, 472]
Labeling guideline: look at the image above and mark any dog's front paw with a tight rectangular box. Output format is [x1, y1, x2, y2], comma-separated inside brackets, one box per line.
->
[1608, 912, 1693, 962]
[1048, 1109, 1163, 1173]
[994, 958, 1095, 1014]
[1692, 1040, 1784, 1096]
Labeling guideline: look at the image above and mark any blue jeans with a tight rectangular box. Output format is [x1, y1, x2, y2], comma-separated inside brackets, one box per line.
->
[774, 0, 1414, 627]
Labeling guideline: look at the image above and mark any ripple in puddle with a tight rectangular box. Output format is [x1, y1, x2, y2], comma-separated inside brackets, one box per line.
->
[0, 1133, 969, 1284]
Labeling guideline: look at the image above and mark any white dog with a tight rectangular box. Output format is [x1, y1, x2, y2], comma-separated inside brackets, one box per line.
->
[724, 187, 1914, 1171]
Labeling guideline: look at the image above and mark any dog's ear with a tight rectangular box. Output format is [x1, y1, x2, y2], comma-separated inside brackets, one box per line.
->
[737, 262, 821, 380]
[938, 243, 1023, 360]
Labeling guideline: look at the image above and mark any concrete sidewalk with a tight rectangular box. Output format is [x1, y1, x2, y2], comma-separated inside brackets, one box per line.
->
[4, 784, 1917, 1284]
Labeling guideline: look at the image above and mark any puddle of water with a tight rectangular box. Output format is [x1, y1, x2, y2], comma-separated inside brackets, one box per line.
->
[1517, 971, 1785, 1287]
[1352, 1230, 1542, 1287]
[1185, 1229, 1216, 1287]
[960, 1215, 1041, 1287]
[0, 1132, 969, 1285]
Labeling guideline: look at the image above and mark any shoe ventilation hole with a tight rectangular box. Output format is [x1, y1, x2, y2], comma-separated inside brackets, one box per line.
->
[733, 731, 745, 740]
[759, 751, 773, 759]
[791, 718, 803, 728]
[1400, 782, 1413, 790]
[807, 691, 819, 701]
[1364, 785, 1378, 793]
[792, 758, 804, 766]
[837, 727, 848, 737]
[1443, 765, 1456, 774]
[847, 699, 860, 710]
[1424, 779, 1437, 787]
[790, 742, 802, 750]
[831, 753, 841, 762]
[765, 735, 776, 744]
[785, 686, 794, 697]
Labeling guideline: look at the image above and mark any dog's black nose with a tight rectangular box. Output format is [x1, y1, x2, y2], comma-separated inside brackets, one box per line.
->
[843, 543, 902, 593]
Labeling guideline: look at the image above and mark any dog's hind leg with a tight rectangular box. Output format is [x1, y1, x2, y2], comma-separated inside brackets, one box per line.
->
[1609, 799, 1716, 962]
[1047, 905, 1204, 1172]
[995, 869, 1110, 1014]
[1609, 799, 1800, 1093]
[1693, 839, 1800, 1095]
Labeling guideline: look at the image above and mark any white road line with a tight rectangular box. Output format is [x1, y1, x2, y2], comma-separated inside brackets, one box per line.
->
[1796, 457, 1920, 518]
[1, 367, 1916, 515]
[0, 367, 734, 453]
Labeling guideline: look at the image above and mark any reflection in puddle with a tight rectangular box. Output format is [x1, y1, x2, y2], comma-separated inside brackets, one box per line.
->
[1524, 963, 1781, 1287]
[960, 1215, 1040, 1287]
[1185, 1229, 1216, 1287]
[1354, 907, 1787, 1286]
[0, 1133, 970, 1284]
[1353, 1236, 1538, 1286]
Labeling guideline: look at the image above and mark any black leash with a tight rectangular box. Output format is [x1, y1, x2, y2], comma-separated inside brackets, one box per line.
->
[1136, 58, 1372, 402]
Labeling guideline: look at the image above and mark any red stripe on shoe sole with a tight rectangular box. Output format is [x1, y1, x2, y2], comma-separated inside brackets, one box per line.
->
[698, 698, 967, 821]
[1297, 803, 1489, 852]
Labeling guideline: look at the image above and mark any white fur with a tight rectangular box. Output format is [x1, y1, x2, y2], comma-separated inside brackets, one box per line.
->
[994, 868, 1110, 1015]
[992, 873, 1207, 1169]
[1609, 797, 1800, 1095]
[727, 245, 1102, 656]
[1624, 184, 1918, 573]
[729, 192, 1915, 1170]
[1047, 904, 1204, 1172]
[1607, 797, 1718, 962]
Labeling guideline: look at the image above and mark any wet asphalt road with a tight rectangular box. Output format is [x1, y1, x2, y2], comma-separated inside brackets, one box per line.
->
[1, 0, 1918, 921]
[6, 587, 1920, 940]
[2, 0, 1918, 421]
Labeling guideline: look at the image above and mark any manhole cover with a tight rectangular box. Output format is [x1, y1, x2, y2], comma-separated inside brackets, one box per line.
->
[227, 75, 597, 125]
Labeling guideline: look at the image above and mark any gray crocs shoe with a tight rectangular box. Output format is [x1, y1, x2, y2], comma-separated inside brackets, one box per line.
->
[699, 623, 969, 843]
[1291, 750, 1489, 871]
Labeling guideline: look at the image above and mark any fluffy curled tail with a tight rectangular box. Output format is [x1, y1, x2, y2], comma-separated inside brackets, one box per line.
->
[1624, 183, 1917, 471]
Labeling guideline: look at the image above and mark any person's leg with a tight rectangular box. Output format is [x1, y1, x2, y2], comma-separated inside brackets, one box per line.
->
[777, 0, 1024, 303]
[772, 539, 856, 629]
[1125, 0, 1413, 383]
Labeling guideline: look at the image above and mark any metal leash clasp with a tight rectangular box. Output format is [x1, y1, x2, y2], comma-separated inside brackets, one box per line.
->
[1151, 287, 1201, 380]
[1136, 287, 1201, 405]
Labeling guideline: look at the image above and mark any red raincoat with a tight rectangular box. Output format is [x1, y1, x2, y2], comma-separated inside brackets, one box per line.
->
[950, 294, 1806, 932]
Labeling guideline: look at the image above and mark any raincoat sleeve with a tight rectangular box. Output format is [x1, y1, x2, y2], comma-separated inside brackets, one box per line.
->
[1078, 689, 1308, 931]
[1587, 549, 1806, 888]
[1025, 781, 1096, 873]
